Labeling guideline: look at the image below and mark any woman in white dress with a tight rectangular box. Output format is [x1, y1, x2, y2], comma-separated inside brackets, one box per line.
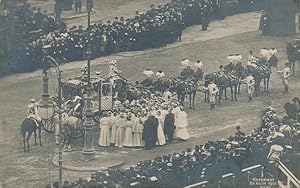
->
[155, 110, 166, 146]
[174, 106, 190, 140]
[132, 113, 144, 147]
[115, 113, 126, 147]
[123, 113, 134, 147]
[110, 112, 119, 146]
[99, 112, 111, 146]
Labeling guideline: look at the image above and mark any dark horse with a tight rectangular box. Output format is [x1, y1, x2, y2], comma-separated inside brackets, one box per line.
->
[204, 70, 239, 105]
[176, 68, 204, 109]
[61, 112, 84, 151]
[21, 118, 43, 152]
[233, 56, 278, 97]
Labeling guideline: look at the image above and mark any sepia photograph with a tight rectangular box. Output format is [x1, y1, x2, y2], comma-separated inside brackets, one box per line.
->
[0, 0, 299, 187]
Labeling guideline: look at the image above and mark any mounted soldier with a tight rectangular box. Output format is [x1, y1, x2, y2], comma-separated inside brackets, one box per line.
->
[27, 99, 41, 127]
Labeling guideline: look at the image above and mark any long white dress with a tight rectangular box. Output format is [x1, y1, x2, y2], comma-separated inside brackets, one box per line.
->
[156, 114, 166, 145]
[132, 116, 144, 147]
[99, 117, 111, 146]
[174, 110, 190, 140]
[110, 115, 118, 145]
[115, 118, 126, 147]
[123, 119, 134, 147]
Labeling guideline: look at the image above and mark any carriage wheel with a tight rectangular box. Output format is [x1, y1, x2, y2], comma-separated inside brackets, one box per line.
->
[93, 111, 103, 123]
[42, 119, 55, 134]
[71, 129, 82, 139]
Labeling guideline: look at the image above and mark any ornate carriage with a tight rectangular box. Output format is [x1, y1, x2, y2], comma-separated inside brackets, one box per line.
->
[61, 76, 114, 122]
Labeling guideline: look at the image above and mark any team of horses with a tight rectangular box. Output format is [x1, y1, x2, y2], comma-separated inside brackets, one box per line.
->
[21, 52, 280, 152]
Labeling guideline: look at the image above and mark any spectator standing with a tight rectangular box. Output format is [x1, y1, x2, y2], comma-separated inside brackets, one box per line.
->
[74, 0, 82, 13]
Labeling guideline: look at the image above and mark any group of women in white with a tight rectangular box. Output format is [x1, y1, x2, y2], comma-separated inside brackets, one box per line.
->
[98, 105, 190, 148]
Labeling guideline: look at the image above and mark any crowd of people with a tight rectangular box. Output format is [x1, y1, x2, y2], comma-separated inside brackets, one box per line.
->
[2, 0, 264, 73]
[98, 100, 189, 150]
[46, 97, 300, 188]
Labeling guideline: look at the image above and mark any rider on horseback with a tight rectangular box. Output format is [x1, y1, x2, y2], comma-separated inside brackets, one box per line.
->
[247, 50, 258, 67]
[27, 99, 41, 127]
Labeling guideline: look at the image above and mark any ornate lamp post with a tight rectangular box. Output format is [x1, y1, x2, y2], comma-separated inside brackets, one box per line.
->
[43, 55, 63, 188]
[82, 43, 96, 157]
[82, 1, 96, 157]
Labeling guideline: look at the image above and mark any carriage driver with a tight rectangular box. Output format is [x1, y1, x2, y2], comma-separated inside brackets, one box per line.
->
[27, 99, 41, 127]
[277, 63, 292, 93]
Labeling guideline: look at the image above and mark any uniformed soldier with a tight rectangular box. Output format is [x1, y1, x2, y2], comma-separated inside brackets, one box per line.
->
[203, 80, 219, 110]
[277, 63, 292, 93]
[241, 73, 255, 101]
[27, 99, 41, 126]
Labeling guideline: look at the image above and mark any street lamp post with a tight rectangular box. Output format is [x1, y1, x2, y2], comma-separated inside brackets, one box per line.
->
[82, 0, 96, 157]
[44, 55, 63, 188]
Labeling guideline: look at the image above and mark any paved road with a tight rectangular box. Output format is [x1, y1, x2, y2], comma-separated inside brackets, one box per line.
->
[0, 10, 298, 188]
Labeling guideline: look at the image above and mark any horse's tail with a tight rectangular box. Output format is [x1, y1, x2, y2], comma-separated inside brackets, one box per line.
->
[21, 119, 28, 138]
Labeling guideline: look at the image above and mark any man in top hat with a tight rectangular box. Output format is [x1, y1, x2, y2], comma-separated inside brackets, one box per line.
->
[277, 63, 292, 93]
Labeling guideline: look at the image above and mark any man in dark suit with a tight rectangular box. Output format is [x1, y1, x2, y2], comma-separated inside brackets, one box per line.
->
[143, 115, 158, 150]
[164, 108, 176, 143]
